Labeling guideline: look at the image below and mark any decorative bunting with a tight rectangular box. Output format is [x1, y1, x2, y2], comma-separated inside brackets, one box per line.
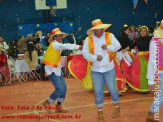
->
[133, 0, 148, 9]
[133, 0, 139, 9]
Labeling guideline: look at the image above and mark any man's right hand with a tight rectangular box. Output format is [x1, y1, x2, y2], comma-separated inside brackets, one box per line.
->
[97, 55, 103, 61]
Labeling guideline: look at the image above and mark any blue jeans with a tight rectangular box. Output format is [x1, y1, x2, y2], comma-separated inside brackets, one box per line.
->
[47, 72, 67, 103]
[150, 73, 163, 113]
[91, 68, 119, 107]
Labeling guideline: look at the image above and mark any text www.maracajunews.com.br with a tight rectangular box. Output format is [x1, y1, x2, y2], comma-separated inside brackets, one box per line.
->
[0, 114, 81, 120]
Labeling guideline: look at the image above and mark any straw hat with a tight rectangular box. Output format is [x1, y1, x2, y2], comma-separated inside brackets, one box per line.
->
[52, 28, 68, 38]
[36, 31, 42, 35]
[156, 21, 160, 24]
[87, 19, 112, 35]
[154, 20, 163, 38]
[139, 25, 149, 32]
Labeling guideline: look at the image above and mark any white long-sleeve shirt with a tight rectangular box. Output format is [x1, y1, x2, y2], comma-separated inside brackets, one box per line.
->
[147, 38, 163, 85]
[82, 33, 121, 72]
[0, 42, 9, 50]
[45, 41, 79, 76]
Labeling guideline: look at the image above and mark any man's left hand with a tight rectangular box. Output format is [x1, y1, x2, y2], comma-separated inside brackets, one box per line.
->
[101, 45, 107, 50]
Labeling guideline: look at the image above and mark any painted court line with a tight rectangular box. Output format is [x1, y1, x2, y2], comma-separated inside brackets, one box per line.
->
[64, 97, 153, 109]
[0, 86, 83, 96]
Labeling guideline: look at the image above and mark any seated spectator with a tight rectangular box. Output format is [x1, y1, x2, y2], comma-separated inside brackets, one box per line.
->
[24, 42, 39, 70]
[0, 49, 10, 83]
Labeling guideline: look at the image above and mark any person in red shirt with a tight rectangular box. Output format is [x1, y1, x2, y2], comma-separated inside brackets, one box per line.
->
[0, 49, 10, 83]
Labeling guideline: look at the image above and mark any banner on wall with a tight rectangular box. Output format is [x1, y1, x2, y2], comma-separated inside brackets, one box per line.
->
[18, 22, 74, 37]
[133, 0, 148, 9]
[18, 22, 74, 46]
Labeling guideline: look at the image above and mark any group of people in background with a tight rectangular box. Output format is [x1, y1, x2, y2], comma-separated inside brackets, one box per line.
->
[0, 20, 161, 83]
[0, 20, 161, 82]
[0, 28, 78, 83]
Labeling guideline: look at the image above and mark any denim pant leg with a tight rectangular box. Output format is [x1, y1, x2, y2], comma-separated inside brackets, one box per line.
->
[91, 71, 104, 107]
[57, 73, 67, 103]
[47, 72, 66, 103]
[104, 68, 119, 104]
[150, 74, 163, 113]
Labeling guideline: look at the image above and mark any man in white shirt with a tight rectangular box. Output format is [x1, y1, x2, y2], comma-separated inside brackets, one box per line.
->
[82, 19, 121, 120]
[146, 20, 163, 122]
[42, 28, 82, 113]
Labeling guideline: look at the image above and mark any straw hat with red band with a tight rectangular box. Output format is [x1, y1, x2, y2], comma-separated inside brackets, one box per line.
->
[87, 19, 112, 35]
[36, 31, 42, 35]
[52, 28, 68, 38]
[154, 20, 163, 38]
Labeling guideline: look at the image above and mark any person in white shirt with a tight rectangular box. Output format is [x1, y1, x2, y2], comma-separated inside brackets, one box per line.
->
[41, 28, 82, 113]
[0, 37, 9, 54]
[82, 19, 121, 120]
[146, 20, 163, 122]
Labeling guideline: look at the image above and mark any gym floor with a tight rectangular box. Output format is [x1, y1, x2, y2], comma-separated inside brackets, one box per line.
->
[0, 78, 162, 122]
